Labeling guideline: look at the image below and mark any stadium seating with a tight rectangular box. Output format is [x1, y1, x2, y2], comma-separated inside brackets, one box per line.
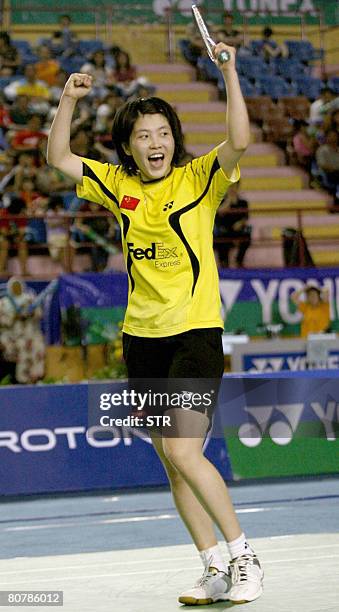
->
[293, 76, 322, 99]
[328, 76, 339, 94]
[257, 76, 296, 98]
[285, 40, 323, 62]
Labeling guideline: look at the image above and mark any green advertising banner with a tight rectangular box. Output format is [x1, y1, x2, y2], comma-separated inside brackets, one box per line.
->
[10, 0, 338, 26]
[221, 376, 339, 479]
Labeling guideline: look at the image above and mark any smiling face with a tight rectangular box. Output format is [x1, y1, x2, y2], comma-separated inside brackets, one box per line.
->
[124, 113, 175, 181]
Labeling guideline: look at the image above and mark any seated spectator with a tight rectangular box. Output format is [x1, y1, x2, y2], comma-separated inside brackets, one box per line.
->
[94, 89, 124, 133]
[113, 50, 142, 98]
[291, 284, 330, 338]
[0, 92, 12, 130]
[19, 176, 47, 215]
[290, 120, 316, 170]
[36, 162, 74, 195]
[0, 32, 21, 76]
[45, 195, 68, 268]
[80, 50, 114, 97]
[70, 126, 93, 158]
[35, 45, 60, 86]
[322, 106, 339, 133]
[315, 129, 339, 200]
[214, 181, 251, 268]
[47, 31, 66, 58]
[11, 114, 48, 153]
[260, 27, 288, 62]
[216, 11, 242, 50]
[181, 6, 212, 66]
[0, 277, 45, 383]
[309, 86, 336, 126]
[4, 64, 50, 115]
[0, 196, 28, 275]
[74, 201, 113, 272]
[9, 94, 31, 125]
[13, 151, 38, 192]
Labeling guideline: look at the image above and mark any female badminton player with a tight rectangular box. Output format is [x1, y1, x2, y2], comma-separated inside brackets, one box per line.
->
[47, 41, 264, 605]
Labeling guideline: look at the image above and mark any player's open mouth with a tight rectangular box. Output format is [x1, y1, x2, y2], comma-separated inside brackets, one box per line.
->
[148, 153, 165, 169]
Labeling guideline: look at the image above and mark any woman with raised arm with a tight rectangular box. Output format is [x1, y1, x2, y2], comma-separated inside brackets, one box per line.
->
[47, 41, 263, 606]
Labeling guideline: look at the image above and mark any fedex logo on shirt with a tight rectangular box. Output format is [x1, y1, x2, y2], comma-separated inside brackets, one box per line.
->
[127, 242, 180, 268]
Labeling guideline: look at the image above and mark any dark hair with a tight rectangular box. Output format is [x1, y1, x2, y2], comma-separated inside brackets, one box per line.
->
[0, 32, 11, 46]
[8, 196, 26, 214]
[115, 50, 132, 72]
[48, 195, 64, 210]
[111, 97, 185, 176]
[263, 27, 273, 38]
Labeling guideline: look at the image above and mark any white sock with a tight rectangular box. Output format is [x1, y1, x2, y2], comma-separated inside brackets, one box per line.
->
[199, 544, 227, 573]
[227, 533, 255, 560]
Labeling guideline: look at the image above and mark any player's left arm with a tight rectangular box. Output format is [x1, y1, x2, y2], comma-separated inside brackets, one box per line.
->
[214, 42, 250, 178]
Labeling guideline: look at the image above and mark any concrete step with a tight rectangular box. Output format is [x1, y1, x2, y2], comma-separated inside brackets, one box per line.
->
[272, 224, 339, 240]
[249, 212, 334, 241]
[157, 83, 216, 103]
[240, 167, 307, 191]
[183, 122, 261, 145]
[311, 250, 339, 266]
[243, 189, 331, 212]
[187, 143, 284, 167]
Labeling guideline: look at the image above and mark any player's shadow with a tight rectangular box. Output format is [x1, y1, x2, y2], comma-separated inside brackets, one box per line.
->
[179, 603, 236, 610]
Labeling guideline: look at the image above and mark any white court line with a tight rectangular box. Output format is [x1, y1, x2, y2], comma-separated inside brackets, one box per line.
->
[2, 507, 276, 533]
[0, 555, 339, 586]
[0, 544, 339, 577]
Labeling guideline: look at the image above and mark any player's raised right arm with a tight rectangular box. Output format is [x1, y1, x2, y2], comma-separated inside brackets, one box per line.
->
[47, 73, 93, 184]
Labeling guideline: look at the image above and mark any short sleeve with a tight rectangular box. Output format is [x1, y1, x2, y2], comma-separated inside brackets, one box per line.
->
[76, 157, 121, 217]
[188, 147, 240, 210]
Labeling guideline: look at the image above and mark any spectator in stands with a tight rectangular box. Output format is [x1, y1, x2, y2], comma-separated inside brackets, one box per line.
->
[70, 126, 93, 158]
[94, 89, 124, 133]
[45, 194, 69, 268]
[49, 69, 68, 106]
[35, 45, 60, 86]
[4, 63, 50, 100]
[13, 151, 38, 192]
[113, 50, 139, 98]
[259, 27, 288, 62]
[36, 161, 74, 195]
[216, 12, 242, 50]
[322, 107, 339, 134]
[290, 120, 316, 170]
[0, 32, 21, 76]
[309, 86, 336, 126]
[0, 196, 28, 275]
[80, 50, 114, 98]
[291, 284, 330, 338]
[75, 201, 113, 272]
[214, 181, 251, 268]
[315, 129, 339, 201]
[19, 176, 47, 215]
[181, 6, 213, 66]
[0, 277, 45, 383]
[58, 14, 78, 55]
[10, 114, 48, 153]
[0, 92, 12, 131]
[9, 94, 31, 125]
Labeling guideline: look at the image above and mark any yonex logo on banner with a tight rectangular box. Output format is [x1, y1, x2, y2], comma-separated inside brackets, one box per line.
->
[238, 401, 339, 448]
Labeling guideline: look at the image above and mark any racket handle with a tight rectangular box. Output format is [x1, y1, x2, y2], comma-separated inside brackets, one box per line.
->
[218, 50, 231, 63]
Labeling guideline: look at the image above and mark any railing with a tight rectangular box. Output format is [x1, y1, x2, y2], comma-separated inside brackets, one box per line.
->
[2, 204, 338, 276]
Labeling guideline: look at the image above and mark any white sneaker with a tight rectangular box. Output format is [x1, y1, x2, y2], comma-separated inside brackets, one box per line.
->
[178, 565, 231, 605]
[228, 554, 264, 603]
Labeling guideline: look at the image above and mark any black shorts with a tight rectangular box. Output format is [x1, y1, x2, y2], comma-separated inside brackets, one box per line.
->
[122, 327, 224, 422]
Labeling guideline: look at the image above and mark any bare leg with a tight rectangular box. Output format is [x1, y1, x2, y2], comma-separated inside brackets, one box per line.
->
[17, 241, 28, 275]
[0, 238, 9, 273]
[161, 410, 242, 543]
[150, 431, 217, 551]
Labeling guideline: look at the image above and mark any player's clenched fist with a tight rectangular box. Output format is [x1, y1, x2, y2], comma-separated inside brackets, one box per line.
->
[62, 73, 93, 99]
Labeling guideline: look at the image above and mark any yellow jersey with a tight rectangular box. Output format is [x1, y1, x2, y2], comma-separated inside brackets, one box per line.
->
[77, 147, 239, 337]
[298, 301, 330, 338]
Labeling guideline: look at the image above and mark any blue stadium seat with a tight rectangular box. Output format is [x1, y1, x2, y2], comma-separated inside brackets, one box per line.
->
[274, 58, 307, 80]
[237, 56, 271, 80]
[12, 40, 32, 54]
[294, 76, 322, 99]
[285, 40, 323, 62]
[328, 77, 339, 94]
[249, 40, 263, 56]
[178, 39, 198, 65]
[60, 56, 85, 74]
[257, 76, 295, 98]
[26, 219, 47, 244]
[197, 56, 220, 82]
[78, 40, 104, 56]
[0, 76, 17, 88]
[238, 76, 257, 96]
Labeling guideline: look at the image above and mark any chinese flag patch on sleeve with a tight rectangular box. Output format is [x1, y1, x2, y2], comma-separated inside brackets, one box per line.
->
[120, 195, 140, 211]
